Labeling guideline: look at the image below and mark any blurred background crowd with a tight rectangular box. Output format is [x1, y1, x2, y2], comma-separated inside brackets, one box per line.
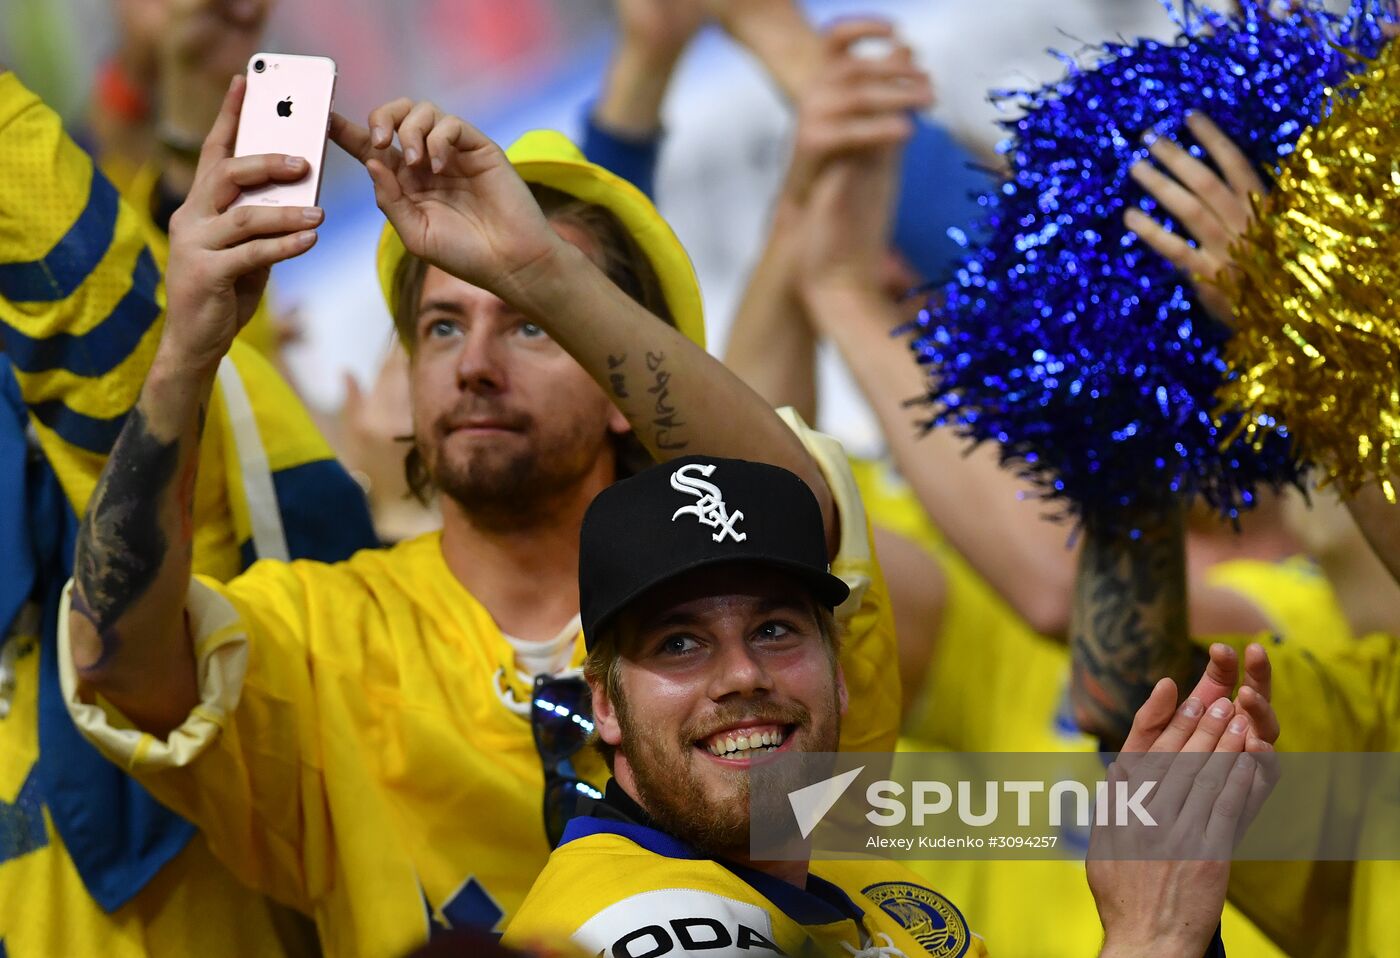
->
[1, 0, 1185, 460]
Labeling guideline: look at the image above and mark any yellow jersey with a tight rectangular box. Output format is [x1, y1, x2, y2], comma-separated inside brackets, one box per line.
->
[59, 415, 900, 958]
[0, 67, 375, 956]
[0, 611, 317, 958]
[114, 160, 281, 361]
[1202, 627, 1399, 958]
[504, 785, 990, 958]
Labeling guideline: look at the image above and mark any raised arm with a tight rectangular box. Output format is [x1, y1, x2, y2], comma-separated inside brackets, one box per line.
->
[332, 102, 839, 551]
[68, 77, 322, 733]
[593, 0, 704, 141]
[1069, 507, 1195, 745]
[723, 20, 931, 421]
[784, 32, 1079, 637]
[582, 0, 706, 197]
[711, 0, 990, 281]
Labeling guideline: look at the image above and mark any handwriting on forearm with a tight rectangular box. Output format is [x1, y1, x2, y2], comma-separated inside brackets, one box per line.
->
[1070, 508, 1194, 746]
[646, 351, 688, 452]
[608, 353, 629, 399]
[71, 406, 182, 672]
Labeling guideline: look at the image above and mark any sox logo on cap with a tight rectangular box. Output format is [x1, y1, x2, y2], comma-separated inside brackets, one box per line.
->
[670, 463, 747, 543]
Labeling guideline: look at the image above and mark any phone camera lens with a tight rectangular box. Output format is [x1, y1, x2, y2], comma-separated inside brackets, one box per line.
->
[253, 59, 266, 73]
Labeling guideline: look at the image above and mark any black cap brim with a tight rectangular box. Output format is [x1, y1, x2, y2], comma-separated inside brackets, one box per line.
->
[584, 554, 850, 651]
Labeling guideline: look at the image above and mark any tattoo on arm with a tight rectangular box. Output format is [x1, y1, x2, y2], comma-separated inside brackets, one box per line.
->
[71, 404, 199, 670]
[1070, 507, 1195, 746]
[645, 351, 689, 452]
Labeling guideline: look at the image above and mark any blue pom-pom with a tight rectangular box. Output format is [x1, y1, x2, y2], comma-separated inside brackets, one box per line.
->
[913, 0, 1390, 522]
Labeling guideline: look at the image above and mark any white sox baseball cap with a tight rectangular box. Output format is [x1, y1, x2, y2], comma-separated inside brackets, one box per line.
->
[579, 456, 849, 650]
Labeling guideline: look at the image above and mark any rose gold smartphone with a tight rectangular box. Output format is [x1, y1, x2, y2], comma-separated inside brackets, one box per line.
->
[232, 53, 337, 209]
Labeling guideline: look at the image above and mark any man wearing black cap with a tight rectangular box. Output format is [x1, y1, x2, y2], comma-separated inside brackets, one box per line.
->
[502, 455, 1279, 958]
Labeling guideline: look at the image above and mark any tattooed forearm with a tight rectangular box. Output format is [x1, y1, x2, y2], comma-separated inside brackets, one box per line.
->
[1070, 505, 1197, 746]
[645, 350, 688, 452]
[71, 406, 183, 667]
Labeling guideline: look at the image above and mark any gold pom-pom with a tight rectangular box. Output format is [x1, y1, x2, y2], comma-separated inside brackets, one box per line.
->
[1221, 42, 1400, 500]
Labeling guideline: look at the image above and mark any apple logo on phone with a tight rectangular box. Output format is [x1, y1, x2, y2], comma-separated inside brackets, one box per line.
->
[277, 97, 293, 117]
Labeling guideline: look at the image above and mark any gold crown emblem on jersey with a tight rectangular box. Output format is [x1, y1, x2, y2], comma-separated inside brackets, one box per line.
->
[862, 882, 971, 957]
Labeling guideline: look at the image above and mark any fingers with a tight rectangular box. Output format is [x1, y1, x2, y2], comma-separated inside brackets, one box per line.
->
[1140, 128, 1254, 238]
[364, 157, 413, 226]
[1145, 697, 1239, 820]
[1186, 644, 1239, 709]
[831, 48, 928, 86]
[1236, 643, 1278, 743]
[424, 115, 471, 174]
[394, 100, 443, 168]
[1158, 705, 1248, 837]
[1146, 695, 1207, 755]
[1119, 677, 1179, 754]
[368, 97, 416, 150]
[830, 77, 934, 118]
[1124, 207, 1218, 279]
[1242, 642, 1272, 703]
[1237, 737, 1280, 843]
[1203, 752, 1258, 853]
[1181, 696, 1237, 754]
[200, 74, 247, 165]
[207, 204, 322, 249]
[355, 99, 492, 178]
[1237, 685, 1280, 745]
[801, 113, 914, 159]
[1184, 111, 1267, 204]
[1129, 152, 1236, 252]
[205, 153, 310, 211]
[329, 112, 376, 163]
[228, 229, 318, 275]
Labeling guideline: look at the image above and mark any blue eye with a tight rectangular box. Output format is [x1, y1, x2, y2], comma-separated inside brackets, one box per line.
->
[426, 318, 460, 340]
[755, 621, 794, 641]
[659, 634, 700, 656]
[518, 322, 547, 339]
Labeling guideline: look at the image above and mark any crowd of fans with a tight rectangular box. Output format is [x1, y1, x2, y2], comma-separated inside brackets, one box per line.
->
[2, 1, 1398, 957]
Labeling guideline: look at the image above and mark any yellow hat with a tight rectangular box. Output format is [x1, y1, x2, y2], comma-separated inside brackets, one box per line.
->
[375, 129, 705, 349]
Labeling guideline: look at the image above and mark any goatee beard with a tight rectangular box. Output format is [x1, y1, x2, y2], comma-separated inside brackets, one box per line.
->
[420, 431, 604, 534]
[619, 694, 841, 859]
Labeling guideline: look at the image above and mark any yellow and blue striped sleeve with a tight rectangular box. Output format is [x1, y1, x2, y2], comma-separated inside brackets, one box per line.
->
[0, 71, 375, 571]
[0, 70, 166, 512]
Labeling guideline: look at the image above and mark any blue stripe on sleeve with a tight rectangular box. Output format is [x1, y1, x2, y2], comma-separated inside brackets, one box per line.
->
[580, 105, 661, 199]
[29, 399, 128, 454]
[239, 457, 378, 568]
[894, 118, 994, 283]
[0, 173, 120, 303]
[2, 247, 161, 376]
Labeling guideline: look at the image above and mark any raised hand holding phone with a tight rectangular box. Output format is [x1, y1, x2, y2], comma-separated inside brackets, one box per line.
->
[231, 52, 336, 209]
[161, 74, 321, 375]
